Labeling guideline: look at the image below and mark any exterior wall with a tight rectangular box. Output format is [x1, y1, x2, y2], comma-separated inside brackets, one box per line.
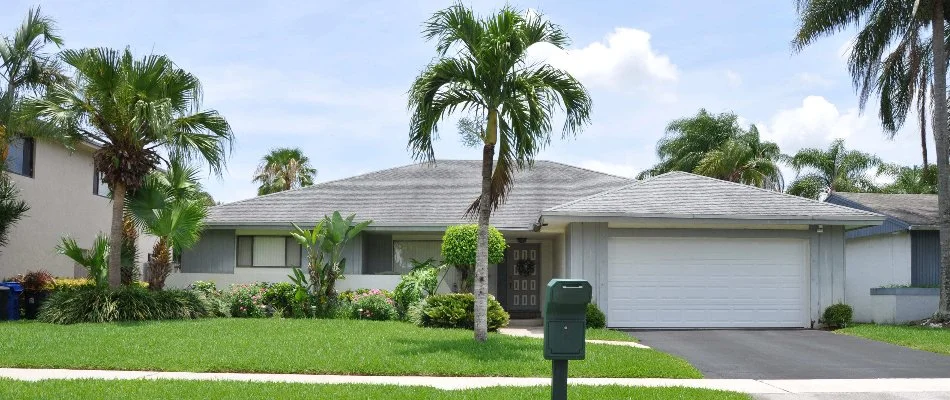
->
[870, 288, 938, 324]
[564, 224, 846, 327]
[165, 270, 401, 290]
[911, 230, 940, 286]
[1, 141, 111, 278]
[180, 229, 236, 273]
[845, 233, 912, 322]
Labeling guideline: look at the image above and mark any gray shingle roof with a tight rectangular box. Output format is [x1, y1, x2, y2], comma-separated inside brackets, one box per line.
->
[829, 192, 937, 227]
[207, 160, 633, 230]
[544, 171, 882, 222]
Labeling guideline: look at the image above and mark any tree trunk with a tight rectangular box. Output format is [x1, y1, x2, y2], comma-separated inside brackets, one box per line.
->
[474, 109, 498, 342]
[107, 183, 126, 288]
[147, 237, 171, 291]
[922, 99, 930, 169]
[931, 2, 950, 317]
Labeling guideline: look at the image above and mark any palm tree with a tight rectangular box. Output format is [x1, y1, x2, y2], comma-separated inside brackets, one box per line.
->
[22, 48, 233, 288]
[127, 159, 208, 290]
[0, 6, 65, 159]
[793, 0, 950, 316]
[252, 147, 316, 195]
[785, 139, 883, 199]
[408, 4, 591, 341]
[640, 109, 784, 190]
[0, 175, 28, 252]
[880, 164, 938, 194]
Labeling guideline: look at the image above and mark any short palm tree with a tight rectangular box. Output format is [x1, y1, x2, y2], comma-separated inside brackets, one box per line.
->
[252, 147, 316, 195]
[408, 4, 591, 341]
[22, 48, 233, 288]
[785, 139, 883, 199]
[793, 0, 950, 316]
[693, 127, 784, 191]
[56, 233, 109, 288]
[126, 158, 208, 290]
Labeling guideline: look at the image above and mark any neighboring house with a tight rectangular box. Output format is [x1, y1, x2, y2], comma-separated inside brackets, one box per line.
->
[0, 138, 153, 278]
[824, 192, 939, 322]
[171, 160, 884, 328]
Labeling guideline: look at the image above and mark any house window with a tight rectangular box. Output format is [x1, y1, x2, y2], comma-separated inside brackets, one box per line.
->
[236, 236, 302, 268]
[390, 240, 441, 275]
[5, 137, 34, 177]
[93, 170, 110, 197]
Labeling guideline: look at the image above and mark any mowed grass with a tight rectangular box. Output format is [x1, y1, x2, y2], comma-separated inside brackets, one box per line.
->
[0, 379, 751, 400]
[586, 328, 638, 342]
[838, 324, 950, 355]
[0, 319, 699, 378]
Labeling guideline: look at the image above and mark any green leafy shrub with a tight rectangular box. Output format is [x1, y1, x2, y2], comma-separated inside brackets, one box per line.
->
[188, 281, 230, 317]
[822, 303, 853, 329]
[339, 288, 393, 304]
[586, 303, 607, 329]
[350, 290, 398, 321]
[263, 282, 296, 317]
[227, 283, 269, 318]
[38, 285, 210, 324]
[418, 293, 509, 331]
[393, 259, 445, 319]
[22, 270, 54, 291]
[440, 225, 506, 292]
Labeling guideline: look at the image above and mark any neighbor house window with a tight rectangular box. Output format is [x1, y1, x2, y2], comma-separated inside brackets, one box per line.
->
[391, 240, 441, 275]
[236, 236, 302, 268]
[93, 170, 110, 197]
[5, 137, 34, 177]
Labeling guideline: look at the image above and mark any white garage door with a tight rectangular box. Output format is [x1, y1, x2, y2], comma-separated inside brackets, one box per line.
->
[607, 237, 808, 328]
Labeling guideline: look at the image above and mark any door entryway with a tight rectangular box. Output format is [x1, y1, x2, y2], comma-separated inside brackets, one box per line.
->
[500, 243, 541, 319]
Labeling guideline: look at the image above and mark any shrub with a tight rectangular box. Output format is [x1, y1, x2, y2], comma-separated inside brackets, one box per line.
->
[586, 303, 607, 329]
[418, 293, 509, 331]
[350, 291, 398, 321]
[339, 288, 393, 304]
[393, 259, 445, 319]
[263, 282, 296, 316]
[227, 283, 269, 318]
[441, 225, 506, 292]
[38, 285, 210, 324]
[188, 281, 230, 317]
[52, 278, 94, 290]
[822, 303, 853, 329]
[22, 270, 54, 291]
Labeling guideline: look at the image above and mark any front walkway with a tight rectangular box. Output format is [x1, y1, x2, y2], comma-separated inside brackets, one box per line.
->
[498, 327, 651, 349]
[4, 368, 950, 396]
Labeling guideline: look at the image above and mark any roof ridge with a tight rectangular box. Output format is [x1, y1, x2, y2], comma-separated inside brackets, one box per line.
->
[538, 160, 636, 181]
[544, 171, 675, 212]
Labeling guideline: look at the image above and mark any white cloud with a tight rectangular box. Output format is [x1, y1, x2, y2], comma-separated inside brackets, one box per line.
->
[725, 70, 742, 88]
[756, 95, 870, 152]
[578, 160, 640, 178]
[529, 27, 678, 93]
[793, 72, 834, 88]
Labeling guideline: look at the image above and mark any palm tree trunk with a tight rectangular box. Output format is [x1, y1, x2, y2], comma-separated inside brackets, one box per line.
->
[107, 182, 126, 288]
[922, 99, 930, 168]
[930, 1, 950, 317]
[148, 237, 171, 291]
[474, 109, 497, 342]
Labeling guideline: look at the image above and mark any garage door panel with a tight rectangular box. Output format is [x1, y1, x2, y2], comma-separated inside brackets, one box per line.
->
[607, 237, 808, 328]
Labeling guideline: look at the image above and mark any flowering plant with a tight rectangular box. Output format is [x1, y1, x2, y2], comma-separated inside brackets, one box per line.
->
[348, 289, 397, 321]
[228, 283, 269, 318]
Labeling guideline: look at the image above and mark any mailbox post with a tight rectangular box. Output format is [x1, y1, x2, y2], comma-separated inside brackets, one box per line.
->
[543, 279, 592, 400]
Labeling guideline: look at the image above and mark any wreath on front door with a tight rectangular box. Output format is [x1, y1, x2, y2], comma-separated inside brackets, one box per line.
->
[515, 258, 536, 276]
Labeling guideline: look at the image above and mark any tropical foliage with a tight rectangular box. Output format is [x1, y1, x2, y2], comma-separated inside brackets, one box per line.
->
[126, 158, 210, 290]
[408, 3, 590, 341]
[785, 139, 883, 199]
[22, 48, 233, 288]
[793, 0, 950, 316]
[55, 234, 109, 287]
[640, 109, 784, 190]
[879, 164, 938, 194]
[0, 175, 27, 252]
[290, 212, 372, 316]
[393, 259, 447, 319]
[252, 147, 317, 195]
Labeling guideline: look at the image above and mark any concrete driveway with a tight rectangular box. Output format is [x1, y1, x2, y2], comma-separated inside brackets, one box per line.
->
[631, 329, 950, 379]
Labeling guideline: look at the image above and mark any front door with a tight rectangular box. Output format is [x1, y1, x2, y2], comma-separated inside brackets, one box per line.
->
[504, 243, 541, 318]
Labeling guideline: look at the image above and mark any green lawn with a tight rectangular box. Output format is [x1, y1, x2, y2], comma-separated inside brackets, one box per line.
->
[586, 328, 638, 342]
[0, 379, 750, 400]
[838, 324, 950, 355]
[0, 319, 699, 378]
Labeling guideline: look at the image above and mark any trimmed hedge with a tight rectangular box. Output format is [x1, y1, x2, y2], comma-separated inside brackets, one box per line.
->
[417, 293, 509, 331]
[38, 285, 211, 324]
[586, 303, 607, 329]
[822, 303, 853, 329]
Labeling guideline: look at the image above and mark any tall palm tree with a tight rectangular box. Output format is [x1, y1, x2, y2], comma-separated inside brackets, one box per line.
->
[785, 139, 883, 199]
[408, 4, 591, 341]
[252, 147, 316, 195]
[127, 158, 208, 290]
[640, 109, 784, 190]
[880, 164, 938, 194]
[22, 48, 233, 288]
[793, 0, 950, 316]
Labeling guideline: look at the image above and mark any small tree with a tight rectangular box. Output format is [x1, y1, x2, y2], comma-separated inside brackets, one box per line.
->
[56, 234, 109, 287]
[290, 212, 372, 315]
[441, 225, 506, 293]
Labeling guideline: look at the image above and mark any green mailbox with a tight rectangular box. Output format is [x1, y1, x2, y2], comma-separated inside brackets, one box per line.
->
[543, 279, 592, 361]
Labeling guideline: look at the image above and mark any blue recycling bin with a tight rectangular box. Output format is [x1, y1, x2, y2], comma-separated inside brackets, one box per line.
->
[0, 282, 23, 320]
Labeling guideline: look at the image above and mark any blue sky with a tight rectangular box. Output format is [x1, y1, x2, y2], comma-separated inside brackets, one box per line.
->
[5, 1, 931, 203]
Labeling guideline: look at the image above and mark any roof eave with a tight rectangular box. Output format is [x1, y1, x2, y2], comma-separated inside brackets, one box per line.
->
[540, 212, 885, 228]
[203, 221, 537, 232]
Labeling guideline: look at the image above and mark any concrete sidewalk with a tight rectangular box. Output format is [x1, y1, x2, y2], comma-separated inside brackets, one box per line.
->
[3, 368, 950, 395]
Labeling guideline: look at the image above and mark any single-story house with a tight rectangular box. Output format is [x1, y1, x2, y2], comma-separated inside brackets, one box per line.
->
[170, 160, 884, 328]
[823, 192, 939, 322]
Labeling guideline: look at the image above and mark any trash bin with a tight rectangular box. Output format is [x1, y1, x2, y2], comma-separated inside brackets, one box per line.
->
[0, 282, 23, 320]
[0, 286, 8, 321]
